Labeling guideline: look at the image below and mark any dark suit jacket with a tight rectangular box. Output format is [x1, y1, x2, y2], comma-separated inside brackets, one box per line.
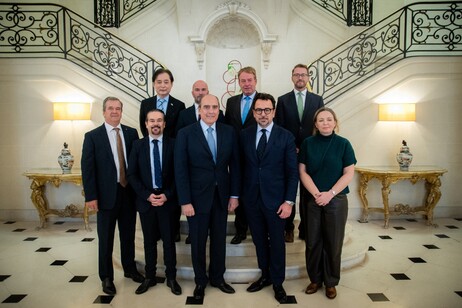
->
[175, 104, 225, 135]
[174, 121, 240, 214]
[224, 94, 257, 134]
[127, 136, 176, 213]
[139, 95, 186, 138]
[275, 91, 324, 148]
[240, 124, 299, 210]
[81, 123, 139, 209]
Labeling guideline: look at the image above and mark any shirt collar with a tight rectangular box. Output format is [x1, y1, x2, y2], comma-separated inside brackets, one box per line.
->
[199, 119, 216, 131]
[294, 89, 307, 96]
[257, 121, 274, 134]
[149, 135, 163, 143]
[104, 122, 122, 132]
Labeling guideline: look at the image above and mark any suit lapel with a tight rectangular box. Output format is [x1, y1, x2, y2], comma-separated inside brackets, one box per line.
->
[143, 137, 152, 178]
[98, 124, 116, 168]
[301, 92, 312, 122]
[193, 123, 214, 162]
[263, 125, 278, 159]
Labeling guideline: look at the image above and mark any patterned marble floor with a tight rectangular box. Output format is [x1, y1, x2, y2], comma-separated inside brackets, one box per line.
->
[0, 217, 461, 308]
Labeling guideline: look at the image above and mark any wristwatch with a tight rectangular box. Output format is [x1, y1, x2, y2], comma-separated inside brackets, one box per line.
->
[286, 201, 295, 206]
[331, 190, 336, 196]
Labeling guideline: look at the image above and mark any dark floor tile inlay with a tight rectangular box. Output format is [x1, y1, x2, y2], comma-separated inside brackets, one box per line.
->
[367, 293, 389, 302]
[70, 275, 88, 283]
[93, 295, 114, 304]
[186, 296, 204, 305]
[379, 235, 392, 240]
[36, 247, 51, 252]
[368, 246, 376, 251]
[54, 221, 65, 225]
[0, 275, 11, 282]
[82, 238, 95, 242]
[51, 260, 68, 266]
[24, 237, 38, 241]
[455, 291, 462, 297]
[156, 277, 166, 283]
[445, 225, 459, 229]
[393, 226, 406, 230]
[391, 273, 410, 280]
[406, 219, 417, 222]
[4, 221, 16, 224]
[454, 218, 462, 221]
[285, 295, 297, 304]
[2, 294, 27, 303]
[13, 228, 26, 232]
[66, 229, 79, 233]
[435, 234, 450, 238]
[423, 244, 439, 249]
[409, 257, 426, 263]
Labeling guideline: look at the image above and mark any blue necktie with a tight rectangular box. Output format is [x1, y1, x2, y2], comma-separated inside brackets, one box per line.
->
[257, 129, 267, 161]
[206, 126, 216, 163]
[242, 96, 251, 124]
[157, 99, 165, 112]
[152, 139, 162, 188]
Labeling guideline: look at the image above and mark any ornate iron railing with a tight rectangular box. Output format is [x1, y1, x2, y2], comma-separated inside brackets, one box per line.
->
[0, 3, 164, 101]
[309, 2, 462, 103]
[312, 0, 373, 26]
[95, 0, 158, 28]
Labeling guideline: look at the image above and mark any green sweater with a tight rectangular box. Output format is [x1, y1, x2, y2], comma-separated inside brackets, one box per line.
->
[298, 133, 356, 195]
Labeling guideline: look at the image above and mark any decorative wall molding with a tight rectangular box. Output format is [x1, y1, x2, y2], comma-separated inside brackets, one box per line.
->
[189, 1, 277, 69]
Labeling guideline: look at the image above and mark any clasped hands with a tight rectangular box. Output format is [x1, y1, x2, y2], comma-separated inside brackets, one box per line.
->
[148, 193, 167, 206]
[314, 191, 334, 207]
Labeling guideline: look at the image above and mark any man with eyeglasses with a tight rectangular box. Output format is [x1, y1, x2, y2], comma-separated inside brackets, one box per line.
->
[240, 93, 298, 304]
[275, 64, 325, 242]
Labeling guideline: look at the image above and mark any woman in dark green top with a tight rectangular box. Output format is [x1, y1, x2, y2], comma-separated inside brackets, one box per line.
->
[298, 107, 356, 300]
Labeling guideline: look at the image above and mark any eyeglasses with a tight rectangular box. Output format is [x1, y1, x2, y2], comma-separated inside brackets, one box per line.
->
[254, 108, 274, 115]
[292, 73, 309, 78]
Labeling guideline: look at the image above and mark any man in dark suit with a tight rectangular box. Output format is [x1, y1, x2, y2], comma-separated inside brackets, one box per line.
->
[139, 68, 185, 138]
[275, 63, 325, 242]
[224, 66, 257, 245]
[175, 94, 240, 301]
[127, 109, 181, 296]
[175, 80, 224, 244]
[81, 97, 144, 295]
[241, 93, 299, 304]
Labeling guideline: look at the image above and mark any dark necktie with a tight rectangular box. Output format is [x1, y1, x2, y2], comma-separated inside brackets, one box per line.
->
[257, 129, 267, 161]
[114, 128, 127, 187]
[152, 139, 162, 188]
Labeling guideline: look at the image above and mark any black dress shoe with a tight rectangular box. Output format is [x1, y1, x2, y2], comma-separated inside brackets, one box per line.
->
[284, 230, 294, 243]
[230, 233, 246, 244]
[193, 284, 205, 300]
[102, 278, 116, 295]
[273, 285, 287, 303]
[135, 278, 157, 294]
[124, 271, 144, 283]
[246, 276, 272, 292]
[185, 235, 191, 244]
[211, 282, 235, 294]
[167, 279, 182, 295]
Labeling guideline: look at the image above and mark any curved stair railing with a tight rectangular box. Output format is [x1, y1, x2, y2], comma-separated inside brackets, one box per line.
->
[0, 3, 164, 101]
[309, 1, 462, 104]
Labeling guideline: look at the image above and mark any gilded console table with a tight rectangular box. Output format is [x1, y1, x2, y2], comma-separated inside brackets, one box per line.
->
[355, 166, 447, 228]
[23, 168, 95, 230]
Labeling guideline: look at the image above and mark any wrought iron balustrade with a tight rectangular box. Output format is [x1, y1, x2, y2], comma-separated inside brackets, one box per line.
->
[95, 0, 158, 28]
[0, 3, 163, 101]
[312, 0, 373, 26]
[309, 1, 462, 104]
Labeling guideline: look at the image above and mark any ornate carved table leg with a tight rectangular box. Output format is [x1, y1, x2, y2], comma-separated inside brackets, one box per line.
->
[424, 175, 442, 227]
[381, 177, 391, 229]
[358, 174, 370, 223]
[29, 179, 49, 230]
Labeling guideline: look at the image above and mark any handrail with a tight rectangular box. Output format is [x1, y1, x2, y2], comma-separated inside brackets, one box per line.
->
[311, 0, 373, 26]
[309, 1, 462, 104]
[0, 3, 164, 101]
[95, 0, 159, 28]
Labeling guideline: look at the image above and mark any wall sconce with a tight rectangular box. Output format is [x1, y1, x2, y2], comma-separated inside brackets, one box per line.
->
[53, 102, 91, 120]
[378, 104, 415, 121]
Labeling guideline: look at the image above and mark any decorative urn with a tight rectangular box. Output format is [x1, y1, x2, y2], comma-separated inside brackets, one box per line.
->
[58, 142, 74, 174]
[396, 140, 413, 171]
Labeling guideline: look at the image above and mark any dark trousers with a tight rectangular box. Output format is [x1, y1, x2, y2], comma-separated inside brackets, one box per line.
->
[139, 204, 177, 280]
[97, 184, 137, 281]
[304, 194, 348, 287]
[188, 190, 228, 286]
[234, 199, 248, 235]
[297, 184, 309, 237]
[245, 195, 286, 285]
